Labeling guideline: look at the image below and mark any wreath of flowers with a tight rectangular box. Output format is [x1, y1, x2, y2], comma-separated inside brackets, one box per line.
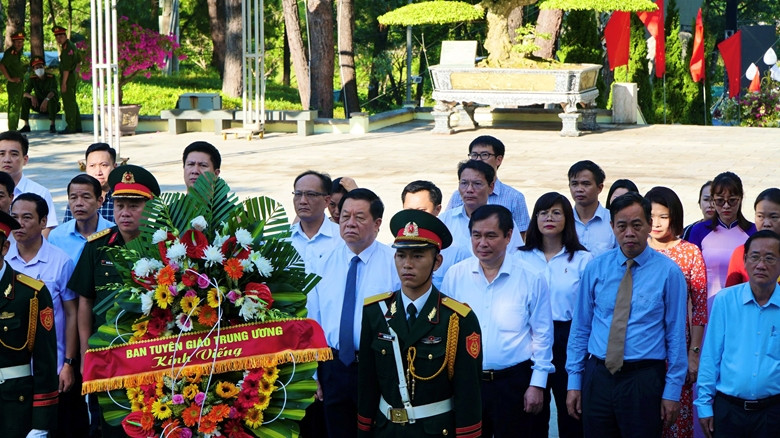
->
[86, 174, 323, 437]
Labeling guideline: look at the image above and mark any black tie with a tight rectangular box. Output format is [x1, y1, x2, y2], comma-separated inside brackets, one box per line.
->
[407, 303, 417, 329]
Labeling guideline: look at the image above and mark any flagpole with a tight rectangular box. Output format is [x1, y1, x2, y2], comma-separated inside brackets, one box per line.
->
[702, 82, 707, 125]
[663, 74, 667, 124]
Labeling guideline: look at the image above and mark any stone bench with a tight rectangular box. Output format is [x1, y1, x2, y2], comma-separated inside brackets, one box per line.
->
[235, 109, 318, 136]
[160, 109, 236, 134]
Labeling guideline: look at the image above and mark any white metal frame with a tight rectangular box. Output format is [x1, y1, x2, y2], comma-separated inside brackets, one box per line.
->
[241, 0, 265, 131]
[90, 0, 121, 154]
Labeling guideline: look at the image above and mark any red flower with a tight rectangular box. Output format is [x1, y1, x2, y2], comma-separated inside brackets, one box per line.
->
[221, 237, 250, 260]
[180, 229, 209, 259]
[224, 258, 244, 280]
[157, 231, 176, 263]
[146, 317, 167, 337]
[223, 419, 253, 438]
[181, 271, 198, 287]
[121, 411, 151, 438]
[131, 272, 156, 290]
[244, 283, 273, 308]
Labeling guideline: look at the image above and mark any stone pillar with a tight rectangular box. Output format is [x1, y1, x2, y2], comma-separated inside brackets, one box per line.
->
[558, 112, 582, 137]
[431, 101, 455, 135]
[612, 82, 638, 124]
[580, 108, 599, 131]
[349, 112, 369, 135]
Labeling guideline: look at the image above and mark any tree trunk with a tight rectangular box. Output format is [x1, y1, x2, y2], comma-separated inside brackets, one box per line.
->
[414, 46, 426, 105]
[307, 0, 334, 118]
[150, 0, 159, 24]
[337, 0, 359, 117]
[46, 0, 56, 28]
[507, 6, 523, 44]
[367, 25, 388, 105]
[5, 0, 25, 48]
[221, 0, 242, 97]
[161, 0, 174, 33]
[29, 0, 44, 59]
[480, 0, 536, 66]
[282, 24, 290, 86]
[207, 0, 226, 78]
[533, 8, 563, 59]
[282, 0, 310, 109]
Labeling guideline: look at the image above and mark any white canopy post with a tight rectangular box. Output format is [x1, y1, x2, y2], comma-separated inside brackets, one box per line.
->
[90, 0, 121, 154]
[241, 0, 265, 132]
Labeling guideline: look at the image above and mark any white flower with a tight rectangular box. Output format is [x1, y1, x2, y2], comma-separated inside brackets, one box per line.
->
[140, 291, 154, 315]
[191, 216, 208, 231]
[239, 295, 261, 321]
[175, 313, 193, 332]
[166, 241, 187, 261]
[234, 228, 253, 248]
[133, 258, 164, 278]
[240, 258, 255, 273]
[251, 253, 273, 277]
[212, 232, 229, 248]
[152, 229, 169, 244]
[202, 245, 225, 267]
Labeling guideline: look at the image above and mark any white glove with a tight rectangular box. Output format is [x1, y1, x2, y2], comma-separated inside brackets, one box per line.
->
[26, 430, 48, 438]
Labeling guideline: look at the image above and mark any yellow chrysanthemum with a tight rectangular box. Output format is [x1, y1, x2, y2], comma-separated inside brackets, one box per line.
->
[215, 381, 240, 399]
[180, 296, 201, 316]
[152, 399, 173, 420]
[126, 387, 141, 401]
[131, 320, 148, 338]
[206, 288, 222, 308]
[259, 379, 276, 394]
[183, 383, 200, 400]
[183, 367, 203, 383]
[244, 407, 263, 429]
[262, 367, 279, 383]
[254, 391, 271, 411]
[130, 400, 145, 412]
[154, 284, 174, 309]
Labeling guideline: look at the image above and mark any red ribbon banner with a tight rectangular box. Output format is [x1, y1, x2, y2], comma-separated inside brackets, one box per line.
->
[82, 319, 331, 394]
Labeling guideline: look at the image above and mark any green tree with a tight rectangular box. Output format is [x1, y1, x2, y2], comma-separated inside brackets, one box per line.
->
[612, 14, 653, 123]
[557, 10, 608, 106]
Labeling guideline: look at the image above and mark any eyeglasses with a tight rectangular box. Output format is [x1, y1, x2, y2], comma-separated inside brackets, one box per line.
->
[537, 210, 564, 221]
[746, 254, 778, 266]
[468, 152, 497, 160]
[459, 180, 486, 190]
[292, 191, 327, 199]
[712, 197, 741, 207]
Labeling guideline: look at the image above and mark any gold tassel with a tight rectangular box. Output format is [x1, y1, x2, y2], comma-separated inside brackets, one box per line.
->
[446, 313, 459, 380]
[27, 291, 38, 353]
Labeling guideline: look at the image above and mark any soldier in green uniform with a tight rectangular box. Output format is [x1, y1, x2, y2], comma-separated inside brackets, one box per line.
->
[0, 32, 27, 131]
[0, 210, 59, 438]
[53, 26, 81, 134]
[69, 164, 159, 437]
[357, 209, 484, 437]
[21, 56, 60, 133]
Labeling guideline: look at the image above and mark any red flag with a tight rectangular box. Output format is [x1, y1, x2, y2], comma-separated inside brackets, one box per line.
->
[718, 30, 742, 98]
[605, 11, 631, 71]
[690, 8, 705, 82]
[748, 70, 761, 92]
[637, 0, 665, 77]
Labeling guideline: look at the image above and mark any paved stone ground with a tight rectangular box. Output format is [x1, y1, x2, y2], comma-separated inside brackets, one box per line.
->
[26, 121, 778, 242]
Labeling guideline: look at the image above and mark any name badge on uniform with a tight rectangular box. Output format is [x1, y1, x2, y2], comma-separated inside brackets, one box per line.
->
[421, 336, 442, 344]
[377, 332, 394, 342]
[100, 259, 114, 266]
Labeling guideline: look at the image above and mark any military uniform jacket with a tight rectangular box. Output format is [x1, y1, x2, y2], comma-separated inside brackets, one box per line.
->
[0, 265, 59, 437]
[25, 73, 58, 101]
[68, 226, 124, 332]
[58, 40, 81, 74]
[357, 287, 483, 437]
[1, 47, 24, 79]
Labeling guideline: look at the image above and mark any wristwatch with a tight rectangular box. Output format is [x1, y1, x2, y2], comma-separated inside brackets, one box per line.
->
[63, 357, 75, 366]
[690, 346, 701, 354]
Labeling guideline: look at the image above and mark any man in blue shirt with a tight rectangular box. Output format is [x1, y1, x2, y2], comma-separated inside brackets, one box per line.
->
[568, 160, 616, 257]
[695, 230, 780, 438]
[63, 143, 117, 223]
[566, 192, 687, 438]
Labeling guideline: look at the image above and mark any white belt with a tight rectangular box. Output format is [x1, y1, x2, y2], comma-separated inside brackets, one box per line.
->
[0, 364, 32, 384]
[379, 396, 453, 423]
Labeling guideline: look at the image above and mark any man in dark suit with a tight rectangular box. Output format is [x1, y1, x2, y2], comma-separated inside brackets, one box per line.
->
[357, 209, 483, 437]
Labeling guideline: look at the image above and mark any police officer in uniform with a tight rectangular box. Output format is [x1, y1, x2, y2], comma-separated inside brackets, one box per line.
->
[0, 32, 26, 131]
[53, 26, 81, 134]
[357, 209, 483, 437]
[69, 165, 159, 437]
[0, 210, 59, 438]
[21, 56, 60, 133]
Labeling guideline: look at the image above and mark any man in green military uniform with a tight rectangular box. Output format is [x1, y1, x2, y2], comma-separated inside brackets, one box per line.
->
[69, 164, 159, 437]
[357, 209, 484, 437]
[0, 32, 27, 131]
[0, 210, 59, 438]
[53, 26, 81, 134]
[21, 56, 60, 133]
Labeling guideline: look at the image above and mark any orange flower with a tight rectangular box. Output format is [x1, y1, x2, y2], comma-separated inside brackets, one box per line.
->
[140, 411, 155, 430]
[207, 403, 231, 422]
[198, 418, 218, 434]
[181, 402, 201, 427]
[224, 258, 244, 280]
[198, 305, 219, 326]
[157, 265, 177, 287]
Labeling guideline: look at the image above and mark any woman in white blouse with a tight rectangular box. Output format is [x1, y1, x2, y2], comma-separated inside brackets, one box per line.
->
[516, 192, 593, 438]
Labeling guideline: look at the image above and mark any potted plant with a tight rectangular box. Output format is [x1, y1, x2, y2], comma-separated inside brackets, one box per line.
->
[78, 16, 185, 134]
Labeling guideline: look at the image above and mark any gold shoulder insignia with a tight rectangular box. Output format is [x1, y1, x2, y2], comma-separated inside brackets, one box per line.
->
[16, 274, 44, 291]
[363, 291, 394, 306]
[441, 296, 471, 317]
[87, 228, 112, 242]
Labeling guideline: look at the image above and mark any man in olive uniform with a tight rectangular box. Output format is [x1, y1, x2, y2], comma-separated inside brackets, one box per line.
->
[21, 56, 60, 133]
[0, 32, 26, 131]
[357, 209, 483, 437]
[0, 210, 59, 437]
[53, 26, 81, 134]
[69, 164, 159, 437]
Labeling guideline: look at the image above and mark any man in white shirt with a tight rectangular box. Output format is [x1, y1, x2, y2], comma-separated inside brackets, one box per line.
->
[49, 174, 114, 263]
[442, 204, 554, 438]
[306, 188, 400, 438]
[289, 170, 341, 273]
[182, 141, 221, 189]
[0, 130, 57, 236]
[568, 160, 616, 257]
